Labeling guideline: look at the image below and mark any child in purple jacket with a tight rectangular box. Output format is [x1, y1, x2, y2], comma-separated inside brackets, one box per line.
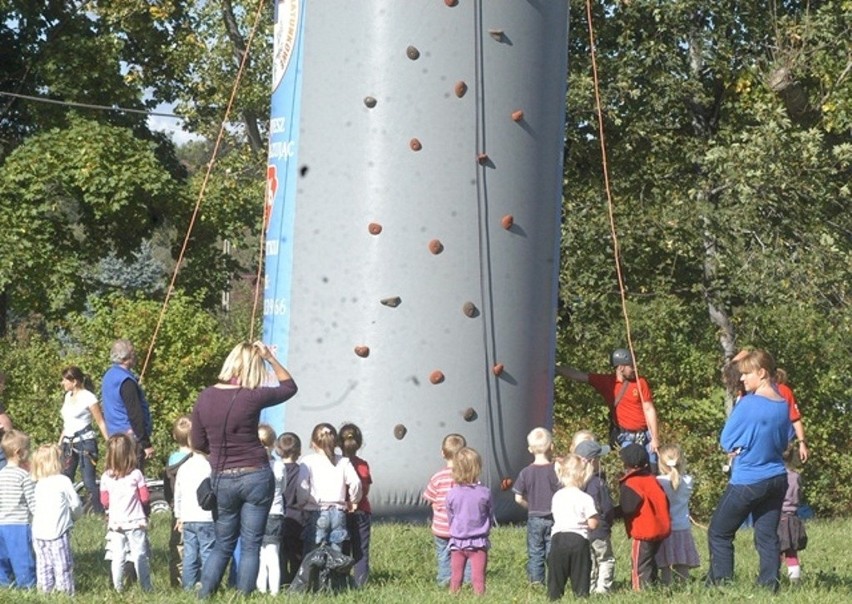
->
[446, 447, 493, 596]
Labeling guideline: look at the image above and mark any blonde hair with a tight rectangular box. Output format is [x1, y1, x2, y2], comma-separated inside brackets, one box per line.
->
[452, 447, 482, 485]
[556, 454, 590, 489]
[571, 430, 595, 451]
[258, 423, 277, 449]
[311, 423, 338, 464]
[218, 342, 269, 389]
[31, 444, 63, 480]
[775, 368, 788, 385]
[441, 433, 466, 460]
[737, 349, 776, 382]
[105, 433, 137, 478]
[658, 444, 686, 490]
[526, 427, 553, 455]
[0, 429, 30, 463]
[172, 415, 192, 448]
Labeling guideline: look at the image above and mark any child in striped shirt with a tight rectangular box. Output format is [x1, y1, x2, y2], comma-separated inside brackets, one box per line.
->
[422, 433, 467, 586]
[0, 429, 36, 589]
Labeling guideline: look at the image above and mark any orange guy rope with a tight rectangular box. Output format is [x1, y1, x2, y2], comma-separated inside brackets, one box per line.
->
[139, 0, 269, 381]
[584, 0, 645, 398]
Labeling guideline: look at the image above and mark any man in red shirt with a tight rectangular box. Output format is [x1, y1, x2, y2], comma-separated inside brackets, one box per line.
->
[556, 349, 660, 470]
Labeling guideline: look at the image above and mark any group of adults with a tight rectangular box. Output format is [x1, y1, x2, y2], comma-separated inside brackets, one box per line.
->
[4, 338, 297, 598]
[557, 345, 805, 592]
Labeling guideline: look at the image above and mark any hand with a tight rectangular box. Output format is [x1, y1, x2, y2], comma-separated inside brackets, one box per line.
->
[253, 341, 273, 361]
[798, 441, 809, 463]
[144, 447, 155, 460]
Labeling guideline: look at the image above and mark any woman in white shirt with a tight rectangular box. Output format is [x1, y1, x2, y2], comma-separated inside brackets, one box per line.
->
[59, 366, 108, 514]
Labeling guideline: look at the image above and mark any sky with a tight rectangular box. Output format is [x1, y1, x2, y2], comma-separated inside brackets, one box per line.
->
[147, 101, 202, 146]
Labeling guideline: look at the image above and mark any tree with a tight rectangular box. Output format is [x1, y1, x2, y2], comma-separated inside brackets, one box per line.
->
[557, 0, 850, 517]
[0, 117, 182, 322]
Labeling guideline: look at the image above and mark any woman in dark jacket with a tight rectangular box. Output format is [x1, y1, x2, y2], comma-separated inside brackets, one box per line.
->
[191, 341, 297, 597]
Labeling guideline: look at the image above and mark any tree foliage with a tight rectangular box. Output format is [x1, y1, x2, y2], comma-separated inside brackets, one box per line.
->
[558, 0, 851, 517]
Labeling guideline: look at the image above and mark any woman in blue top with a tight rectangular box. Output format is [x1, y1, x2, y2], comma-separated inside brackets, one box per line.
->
[706, 349, 791, 591]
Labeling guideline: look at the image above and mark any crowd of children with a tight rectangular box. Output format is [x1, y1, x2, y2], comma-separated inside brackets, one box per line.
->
[0, 411, 804, 597]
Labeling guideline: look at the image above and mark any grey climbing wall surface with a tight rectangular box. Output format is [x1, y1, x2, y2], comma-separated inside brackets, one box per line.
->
[264, 0, 569, 521]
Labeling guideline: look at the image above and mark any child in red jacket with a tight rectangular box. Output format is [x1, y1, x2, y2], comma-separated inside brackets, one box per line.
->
[617, 444, 671, 590]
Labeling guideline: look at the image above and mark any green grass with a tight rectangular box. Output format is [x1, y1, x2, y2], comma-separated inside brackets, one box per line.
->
[8, 514, 851, 602]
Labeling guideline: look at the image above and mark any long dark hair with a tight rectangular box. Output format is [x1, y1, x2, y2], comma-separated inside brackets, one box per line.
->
[62, 365, 95, 392]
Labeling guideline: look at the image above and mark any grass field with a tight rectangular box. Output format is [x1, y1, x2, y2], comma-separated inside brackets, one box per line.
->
[8, 513, 851, 602]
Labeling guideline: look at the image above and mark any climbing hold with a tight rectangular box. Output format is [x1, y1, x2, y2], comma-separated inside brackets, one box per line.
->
[410, 138, 422, 151]
[406, 45, 420, 60]
[444, 0, 458, 6]
[454, 81, 468, 98]
[430, 370, 445, 384]
[488, 29, 505, 41]
[462, 302, 478, 318]
[492, 363, 504, 376]
[368, 222, 383, 235]
[511, 109, 524, 122]
[463, 407, 477, 421]
[364, 96, 377, 108]
[380, 296, 402, 308]
[354, 346, 370, 358]
[428, 239, 444, 255]
[476, 153, 489, 165]
[501, 214, 514, 230]
[501, 477, 514, 491]
[394, 424, 407, 440]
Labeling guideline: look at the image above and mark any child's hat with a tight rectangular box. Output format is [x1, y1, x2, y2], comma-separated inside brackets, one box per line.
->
[574, 440, 610, 459]
[619, 443, 649, 468]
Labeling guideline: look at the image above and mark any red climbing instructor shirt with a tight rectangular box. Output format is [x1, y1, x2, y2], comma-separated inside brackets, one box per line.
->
[588, 373, 653, 432]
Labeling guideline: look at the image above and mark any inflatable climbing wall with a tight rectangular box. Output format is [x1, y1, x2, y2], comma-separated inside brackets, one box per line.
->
[263, 0, 569, 521]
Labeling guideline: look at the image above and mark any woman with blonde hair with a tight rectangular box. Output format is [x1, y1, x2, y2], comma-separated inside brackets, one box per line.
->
[707, 349, 790, 591]
[191, 341, 297, 597]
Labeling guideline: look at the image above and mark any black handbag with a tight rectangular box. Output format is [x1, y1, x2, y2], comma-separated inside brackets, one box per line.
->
[196, 477, 216, 511]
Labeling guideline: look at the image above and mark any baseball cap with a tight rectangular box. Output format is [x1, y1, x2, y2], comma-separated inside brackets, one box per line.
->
[574, 440, 611, 459]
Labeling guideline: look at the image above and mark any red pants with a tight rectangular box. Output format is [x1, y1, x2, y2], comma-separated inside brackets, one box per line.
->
[450, 548, 487, 595]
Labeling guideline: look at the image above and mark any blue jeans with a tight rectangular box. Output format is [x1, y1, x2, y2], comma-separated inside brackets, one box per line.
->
[707, 473, 787, 590]
[526, 515, 554, 583]
[182, 521, 216, 590]
[304, 508, 347, 552]
[434, 536, 471, 586]
[61, 438, 103, 514]
[343, 511, 371, 587]
[198, 465, 273, 597]
[0, 523, 36, 588]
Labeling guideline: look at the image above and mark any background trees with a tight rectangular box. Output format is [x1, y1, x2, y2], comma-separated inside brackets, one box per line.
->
[0, 1, 849, 517]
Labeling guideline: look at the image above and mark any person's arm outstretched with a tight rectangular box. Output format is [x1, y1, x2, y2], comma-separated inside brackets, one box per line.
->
[555, 365, 589, 382]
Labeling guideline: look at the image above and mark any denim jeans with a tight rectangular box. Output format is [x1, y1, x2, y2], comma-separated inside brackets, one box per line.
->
[526, 515, 554, 583]
[343, 510, 371, 587]
[198, 465, 274, 597]
[707, 473, 787, 590]
[61, 438, 104, 514]
[0, 523, 36, 588]
[182, 521, 216, 590]
[304, 508, 347, 552]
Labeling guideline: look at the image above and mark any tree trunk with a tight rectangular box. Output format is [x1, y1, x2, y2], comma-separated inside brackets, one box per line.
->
[220, 0, 264, 152]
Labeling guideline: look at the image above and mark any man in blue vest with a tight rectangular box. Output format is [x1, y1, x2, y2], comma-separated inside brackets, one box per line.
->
[102, 339, 154, 471]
